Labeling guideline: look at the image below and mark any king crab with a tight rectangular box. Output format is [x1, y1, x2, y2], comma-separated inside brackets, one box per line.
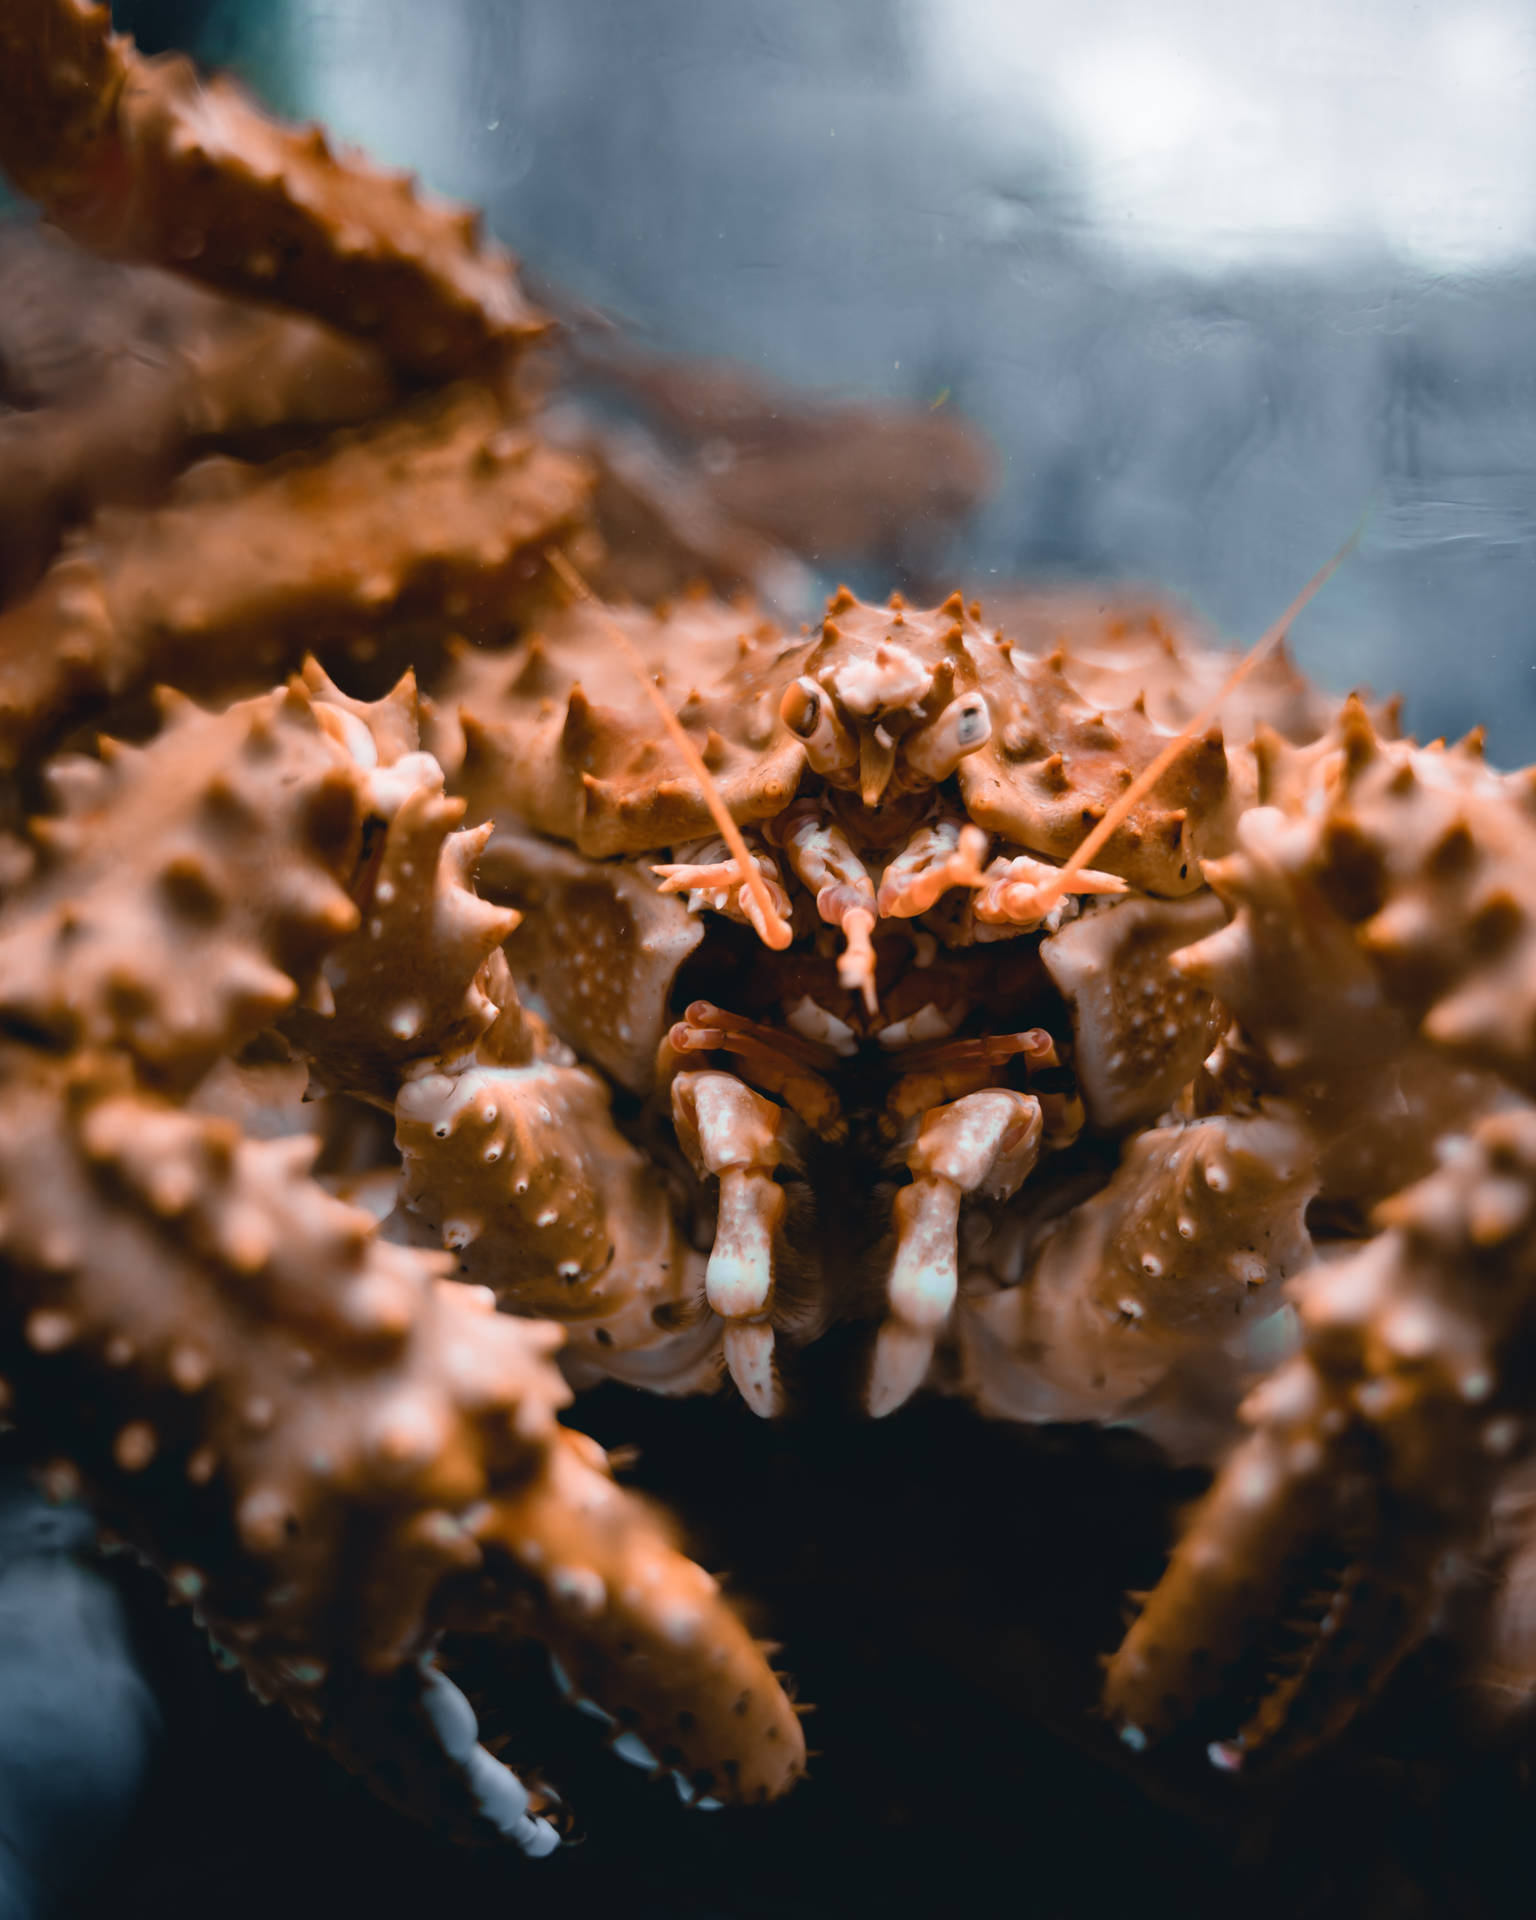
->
[2, 0, 1536, 1869]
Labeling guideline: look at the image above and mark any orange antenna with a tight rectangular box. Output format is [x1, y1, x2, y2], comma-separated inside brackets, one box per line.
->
[1034, 512, 1369, 912]
[544, 547, 792, 949]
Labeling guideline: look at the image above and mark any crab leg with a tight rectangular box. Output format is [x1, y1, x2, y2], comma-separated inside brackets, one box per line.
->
[876, 809, 990, 918]
[972, 851, 1127, 928]
[884, 1027, 1064, 1125]
[0, 1051, 804, 1842]
[651, 834, 794, 948]
[868, 1089, 1043, 1417]
[667, 1000, 843, 1136]
[0, 0, 547, 379]
[1106, 1109, 1536, 1767]
[0, 381, 590, 770]
[767, 799, 880, 1010]
[672, 1071, 798, 1418]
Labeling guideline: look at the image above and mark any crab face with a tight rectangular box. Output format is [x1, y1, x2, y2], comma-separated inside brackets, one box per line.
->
[778, 589, 993, 811]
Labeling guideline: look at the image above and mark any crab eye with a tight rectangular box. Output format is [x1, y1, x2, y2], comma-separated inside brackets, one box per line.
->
[903, 693, 993, 784]
[780, 679, 822, 739]
[779, 677, 857, 778]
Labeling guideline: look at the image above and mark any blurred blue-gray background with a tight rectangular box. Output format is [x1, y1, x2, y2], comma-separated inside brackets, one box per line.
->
[117, 0, 1536, 764]
[126, 0, 1536, 762]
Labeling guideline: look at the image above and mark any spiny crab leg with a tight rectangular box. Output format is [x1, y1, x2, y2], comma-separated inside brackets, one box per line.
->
[766, 800, 881, 1011]
[0, 0, 547, 379]
[868, 1089, 1044, 1418]
[1105, 1108, 1536, 1768]
[651, 836, 795, 948]
[672, 1071, 797, 1417]
[972, 851, 1127, 928]
[668, 1000, 842, 1136]
[876, 811, 991, 919]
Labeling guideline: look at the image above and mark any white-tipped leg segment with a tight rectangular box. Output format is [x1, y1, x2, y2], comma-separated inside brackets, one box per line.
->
[868, 1089, 1043, 1417]
[672, 1071, 794, 1416]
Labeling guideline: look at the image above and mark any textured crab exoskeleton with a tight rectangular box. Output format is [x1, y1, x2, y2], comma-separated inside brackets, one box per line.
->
[9, 0, 1536, 1860]
[1106, 1108, 1536, 1766]
[1101, 708, 1536, 1763]
[0, 223, 400, 601]
[432, 576, 1358, 1426]
[0, 0, 548, 378]
[0, 380, 592, 771]
[0, 664, 804, 1845]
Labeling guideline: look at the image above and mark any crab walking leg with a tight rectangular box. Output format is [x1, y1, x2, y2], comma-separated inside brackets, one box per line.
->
[876, 810, 990, 919]
[667, 1001, 843, 1137]
[0, 0, 547, 379]
[467, 1426, 805, 1807]
[672, 1072, 796, 1417]
[972, 852, 1127, 927]
[0, 382, 590, 772]
[652, 835, 795, 948]
[0, 1049, 803, 1841]
[1105, 1108, 1536, 1766]
[767, 800, 881, 1010]
[869, 1089, 1043, 1417]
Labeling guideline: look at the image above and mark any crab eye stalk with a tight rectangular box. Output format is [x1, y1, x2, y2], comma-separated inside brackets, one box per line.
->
[780, 676, 857, 779]
[903, 693, 993, 784]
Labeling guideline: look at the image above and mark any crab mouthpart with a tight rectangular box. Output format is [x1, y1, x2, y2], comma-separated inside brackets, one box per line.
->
[859, 731, 897, 807]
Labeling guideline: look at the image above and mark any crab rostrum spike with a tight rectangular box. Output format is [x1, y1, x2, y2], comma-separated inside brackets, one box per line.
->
[0, 0, 549, 378]
[0, 383, 592, 770]
[0, 1048, 803, 1840]
[1105, 1107, 1536, 1766]
[0, 684, 367, 1090]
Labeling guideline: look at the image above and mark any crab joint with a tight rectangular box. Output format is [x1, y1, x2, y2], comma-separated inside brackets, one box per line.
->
[869, 1089, 1043, 1417]
[767, 801, 880, 1011]
[972, 851, 1126, 928]
[877, 813, 990, 919]
[671, 1071, 796, 1417]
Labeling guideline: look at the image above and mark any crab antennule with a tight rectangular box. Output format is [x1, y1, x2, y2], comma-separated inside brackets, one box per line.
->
[1030, 515, 1368, 915]
[544, 548, 793, 949]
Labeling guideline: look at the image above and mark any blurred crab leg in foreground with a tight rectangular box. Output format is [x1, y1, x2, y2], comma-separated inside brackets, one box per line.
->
[672, 1072, 799, 1417]
[1107, 1110, 1536, 1767]
[0, 672, 804, 1843]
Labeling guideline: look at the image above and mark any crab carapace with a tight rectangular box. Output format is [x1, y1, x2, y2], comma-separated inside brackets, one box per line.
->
[452, 574, 1305, 1420]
